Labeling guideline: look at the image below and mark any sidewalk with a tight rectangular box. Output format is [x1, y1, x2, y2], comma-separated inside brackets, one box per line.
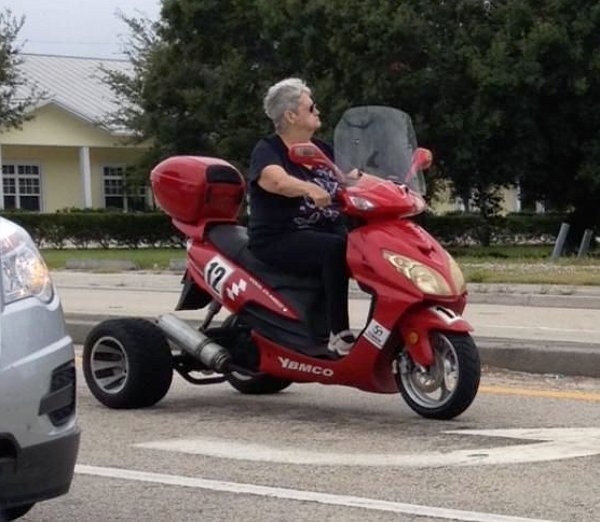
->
[52, 271, 600, 378]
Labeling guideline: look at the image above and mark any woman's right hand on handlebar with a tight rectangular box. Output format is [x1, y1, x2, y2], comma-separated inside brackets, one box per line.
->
[305, 183, 332, 208]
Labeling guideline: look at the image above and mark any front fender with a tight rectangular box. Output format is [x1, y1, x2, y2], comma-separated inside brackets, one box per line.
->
[398, 305, 473, 366]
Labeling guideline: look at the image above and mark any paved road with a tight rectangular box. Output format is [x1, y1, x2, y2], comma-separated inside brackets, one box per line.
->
[21, 365, 600, 522]
[52, 271, 600, 377]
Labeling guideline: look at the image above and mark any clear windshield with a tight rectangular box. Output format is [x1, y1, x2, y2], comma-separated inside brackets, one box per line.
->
[333, 106, 426, 194]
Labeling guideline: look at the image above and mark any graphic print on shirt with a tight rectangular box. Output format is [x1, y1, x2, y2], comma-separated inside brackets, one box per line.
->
[294, 166, 341, 228]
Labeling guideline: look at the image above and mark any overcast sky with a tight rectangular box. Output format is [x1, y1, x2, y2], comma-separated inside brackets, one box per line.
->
[1, 0, 162, 59]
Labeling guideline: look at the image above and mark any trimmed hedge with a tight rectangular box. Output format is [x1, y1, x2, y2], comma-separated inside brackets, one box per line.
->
[0, 210, 567, 248]
[416, 212, 568, 246]
[0, 211, 184, 249]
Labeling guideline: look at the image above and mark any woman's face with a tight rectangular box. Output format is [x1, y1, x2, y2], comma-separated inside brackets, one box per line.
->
[288, 92, 321, 133]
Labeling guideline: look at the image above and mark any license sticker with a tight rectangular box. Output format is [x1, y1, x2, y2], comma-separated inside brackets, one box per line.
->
[364, 319, 391, 349]
[204, 256, 234, 297]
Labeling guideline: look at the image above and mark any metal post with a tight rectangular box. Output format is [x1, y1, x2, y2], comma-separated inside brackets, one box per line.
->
[550, 222, 570, 259]
[0, 144, 4, 210]
[577, 229, 594, 258]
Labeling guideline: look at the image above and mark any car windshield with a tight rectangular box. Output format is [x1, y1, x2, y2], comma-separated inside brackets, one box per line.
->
[333, 106, 426, 194]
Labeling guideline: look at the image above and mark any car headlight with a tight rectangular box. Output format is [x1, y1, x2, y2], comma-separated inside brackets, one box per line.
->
[383, 251, 452, 296]
[0, 218, 54, 305]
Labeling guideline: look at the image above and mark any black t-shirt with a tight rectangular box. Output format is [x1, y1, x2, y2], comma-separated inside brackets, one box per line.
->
[247, 135, 344, 248]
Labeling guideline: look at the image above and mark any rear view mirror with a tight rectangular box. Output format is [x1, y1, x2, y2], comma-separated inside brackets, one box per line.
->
[412, 148, 433, 171]
[405, 147, 433, 184]
[411, 147, 433, 172]
[289, 143, 331, 167]
[289, 143, 346, 184]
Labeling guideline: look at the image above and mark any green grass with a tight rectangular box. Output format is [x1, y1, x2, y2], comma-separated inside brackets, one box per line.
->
[40, 245, 600, 285]
[461, 259, 600, 285]
[447, 245, 600, 285]
[447, 244, 554, 259]
[41, 248, 185, 271]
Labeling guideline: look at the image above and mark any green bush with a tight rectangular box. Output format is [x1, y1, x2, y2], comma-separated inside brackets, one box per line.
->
[416, 212, 567, 246]
[0, 210, 567, 248]
[0, 211, 183, 248]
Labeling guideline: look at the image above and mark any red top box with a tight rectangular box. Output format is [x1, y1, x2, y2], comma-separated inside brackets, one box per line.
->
[150, 156, 245, 223]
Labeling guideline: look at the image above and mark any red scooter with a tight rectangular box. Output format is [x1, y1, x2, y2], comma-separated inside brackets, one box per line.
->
[83, 106, 480, 419]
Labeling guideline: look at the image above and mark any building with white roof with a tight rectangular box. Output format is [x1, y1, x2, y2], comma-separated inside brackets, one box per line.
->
[0, 54, 148, 212]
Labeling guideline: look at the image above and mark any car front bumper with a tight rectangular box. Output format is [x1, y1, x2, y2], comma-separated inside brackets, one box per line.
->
[0, 428, 80, 509]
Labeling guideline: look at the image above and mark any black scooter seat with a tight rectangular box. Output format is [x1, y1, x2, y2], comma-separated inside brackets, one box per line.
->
[207, 224, 322, 292]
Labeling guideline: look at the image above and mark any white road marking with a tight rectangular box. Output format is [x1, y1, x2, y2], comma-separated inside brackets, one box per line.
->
[478, 324, 600, 334]
[135, 428, 600, 467]
[75, 464, 554, 522]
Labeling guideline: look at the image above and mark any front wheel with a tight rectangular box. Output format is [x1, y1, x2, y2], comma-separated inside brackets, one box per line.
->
[396, 332, 480, 420]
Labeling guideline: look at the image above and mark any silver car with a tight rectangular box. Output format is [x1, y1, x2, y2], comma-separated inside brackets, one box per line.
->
[0, 217, 79, 520]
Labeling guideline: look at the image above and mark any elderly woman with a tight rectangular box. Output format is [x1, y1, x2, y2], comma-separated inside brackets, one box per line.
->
[247, 78, 354, 356]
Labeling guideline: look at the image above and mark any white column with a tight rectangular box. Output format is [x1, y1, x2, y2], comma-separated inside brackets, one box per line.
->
[79, 146, 92, 208]
[0, 144, 4, 210]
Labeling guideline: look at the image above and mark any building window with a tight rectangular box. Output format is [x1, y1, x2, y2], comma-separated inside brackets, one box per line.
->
[103, 166, 147, 211]
[2, 163, 42, 211]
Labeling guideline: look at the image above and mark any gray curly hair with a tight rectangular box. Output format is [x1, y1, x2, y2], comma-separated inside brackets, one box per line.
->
[263, 78, 312, 133]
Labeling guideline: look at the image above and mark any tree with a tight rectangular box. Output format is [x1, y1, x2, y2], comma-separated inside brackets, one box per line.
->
[0, 10, 41, 131]
[107, 0, 526, 226]
[104, 0, 279, 176]
[503, 0, 600, 250]
[108, 0, 600, 247]
[266, 1, 525, 240]
[106, 0, 438, 173]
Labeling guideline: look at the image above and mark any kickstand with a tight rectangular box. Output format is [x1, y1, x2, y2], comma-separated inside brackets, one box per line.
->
[200, 300, 222, 331]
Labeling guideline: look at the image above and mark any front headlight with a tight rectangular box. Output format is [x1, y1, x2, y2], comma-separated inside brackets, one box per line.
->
[0, 218, 54, 305]
[383, 251, 452, 296]
[447, 252, 466, 294]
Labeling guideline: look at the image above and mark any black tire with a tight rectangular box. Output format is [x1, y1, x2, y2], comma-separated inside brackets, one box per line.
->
[221, 315, 292, 395]
[226, 370, 292, 395]
[1, 503, 35, 521]
[396, 332, 480, 420]
[83, 318, 173, 409]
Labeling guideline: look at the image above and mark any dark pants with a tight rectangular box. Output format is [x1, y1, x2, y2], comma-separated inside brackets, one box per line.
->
[251, 228, 350, 335]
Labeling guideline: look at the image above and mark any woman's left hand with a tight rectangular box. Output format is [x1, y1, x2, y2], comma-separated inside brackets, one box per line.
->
[346, 168, 363, 186]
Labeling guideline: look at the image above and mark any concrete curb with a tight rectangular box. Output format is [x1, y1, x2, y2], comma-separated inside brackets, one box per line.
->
[65, 313, 600, 379]
[52, 271, 600, 310]
[476, 337, 600, 378]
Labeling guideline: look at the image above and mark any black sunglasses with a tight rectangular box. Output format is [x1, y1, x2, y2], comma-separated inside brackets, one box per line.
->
[309, 102, 317, 113]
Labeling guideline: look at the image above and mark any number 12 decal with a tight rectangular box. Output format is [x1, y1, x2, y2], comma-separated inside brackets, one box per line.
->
[204, 256, 234, 297]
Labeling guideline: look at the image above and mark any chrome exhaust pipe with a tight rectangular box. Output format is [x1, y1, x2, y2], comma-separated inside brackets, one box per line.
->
[156, 314, 230, 373]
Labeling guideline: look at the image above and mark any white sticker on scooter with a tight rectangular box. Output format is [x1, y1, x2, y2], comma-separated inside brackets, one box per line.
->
[204, 255, 234, 297]
[364, 319, 390, 349]
[226, 279, 247, 301]
[428, 306, 462, 325]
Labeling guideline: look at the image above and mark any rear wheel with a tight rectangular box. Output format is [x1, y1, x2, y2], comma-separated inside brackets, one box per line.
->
[1, 503, 35, 520]
[221, 315, 292, 395]
[83, 318, 173, 409]
[396, 332, 480, 420]
[227, 370, 292, 395]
